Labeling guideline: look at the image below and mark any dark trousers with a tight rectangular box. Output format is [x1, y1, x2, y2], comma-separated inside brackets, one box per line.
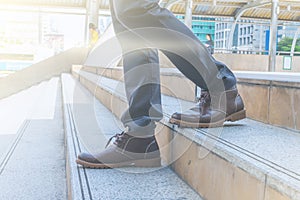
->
[109, 0, 237, 134]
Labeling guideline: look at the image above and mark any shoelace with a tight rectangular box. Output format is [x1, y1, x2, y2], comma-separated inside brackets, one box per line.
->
[195, 91, 211, 114]
[197, 91, 211, 105]
[105, 131, 130, 148]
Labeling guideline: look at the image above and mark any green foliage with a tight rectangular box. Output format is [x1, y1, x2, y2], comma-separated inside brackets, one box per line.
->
[277, 37, 300, 52]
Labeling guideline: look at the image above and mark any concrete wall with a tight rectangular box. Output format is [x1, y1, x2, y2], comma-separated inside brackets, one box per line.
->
[214, 53, 300, 72]
[237, 79, 300, 131]
[0, 47, 89, 99]
[159, 52, 300, 73]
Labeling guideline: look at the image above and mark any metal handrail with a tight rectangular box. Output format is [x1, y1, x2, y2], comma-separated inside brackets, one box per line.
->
[214, 48, 300, 56]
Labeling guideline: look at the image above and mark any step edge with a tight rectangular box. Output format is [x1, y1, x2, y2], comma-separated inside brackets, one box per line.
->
[61, 74, 93, 200]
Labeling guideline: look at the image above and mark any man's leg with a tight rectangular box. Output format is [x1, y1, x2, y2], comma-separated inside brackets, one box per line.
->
[111, 0, 245, 127]
[110, 0, 234, 91]
[110, 0, 163, 134]
[76, 0, 163, 169]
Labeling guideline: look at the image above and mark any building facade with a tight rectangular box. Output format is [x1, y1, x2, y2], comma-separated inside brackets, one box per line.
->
[215, 19, 269, 54]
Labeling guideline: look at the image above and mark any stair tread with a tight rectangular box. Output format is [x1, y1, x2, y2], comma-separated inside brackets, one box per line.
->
[0, 78, 67, 199]
[74, 68, 300, 191]
[61, 73, 203, 200]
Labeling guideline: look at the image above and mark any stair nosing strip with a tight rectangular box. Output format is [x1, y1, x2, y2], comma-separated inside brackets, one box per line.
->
[62, 75, 93, 200]
[0, 120, 30, 175]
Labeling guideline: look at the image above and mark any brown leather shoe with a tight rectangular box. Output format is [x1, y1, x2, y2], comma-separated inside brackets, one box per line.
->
[169, 86, 246, 128]
[76, 132, 161, 168]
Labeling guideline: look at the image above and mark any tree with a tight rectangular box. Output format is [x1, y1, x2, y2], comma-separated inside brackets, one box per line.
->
[277, 37, 300, 53]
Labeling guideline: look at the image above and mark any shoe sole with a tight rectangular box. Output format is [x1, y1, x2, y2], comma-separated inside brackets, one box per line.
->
[169, 109, 246, 128]
[76, 157, 161, 169]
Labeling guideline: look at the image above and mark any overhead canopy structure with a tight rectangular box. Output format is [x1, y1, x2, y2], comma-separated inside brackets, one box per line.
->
[1, 0, 299, 72]
[0, 0, 299, 22]
[162, 0, 300, 22]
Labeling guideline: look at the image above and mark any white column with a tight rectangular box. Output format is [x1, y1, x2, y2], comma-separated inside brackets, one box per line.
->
[85, 0, 100, 45]
[268, 0, 279, 72]
[291, 27, 300, 56]
[228, 20, 238, 51]
[38, 9, 43, 45]
[185, 0, 193, 29]
[259, 25, 263, 55]
[184, 0, 198, 100]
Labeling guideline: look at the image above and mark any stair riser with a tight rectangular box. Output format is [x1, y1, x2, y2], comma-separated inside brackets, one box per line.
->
[73, 70, 298, 200]
[80, 65, 196, 102]
[237, 79, 300, 131]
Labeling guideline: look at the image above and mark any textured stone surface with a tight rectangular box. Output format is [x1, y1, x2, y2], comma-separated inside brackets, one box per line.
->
[86, 167, 203, 200]
[265, 187, 291, 200]
[0, 78, 66, 200]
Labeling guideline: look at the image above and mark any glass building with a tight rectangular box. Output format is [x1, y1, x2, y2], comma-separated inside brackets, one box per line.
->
[176, 15, 215, 43]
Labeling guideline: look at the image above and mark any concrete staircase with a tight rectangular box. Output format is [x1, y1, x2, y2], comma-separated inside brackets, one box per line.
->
[0, 52, 300, 199]
[68, 64, 300, 200]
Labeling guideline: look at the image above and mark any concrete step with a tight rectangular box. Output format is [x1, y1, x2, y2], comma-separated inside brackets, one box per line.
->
[74, 65, 197, 102]
[72, 68, 300, 200]
[75, 65, 300, 132]
[0, 77, 67, 199]
[61, 73, 203, 200]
